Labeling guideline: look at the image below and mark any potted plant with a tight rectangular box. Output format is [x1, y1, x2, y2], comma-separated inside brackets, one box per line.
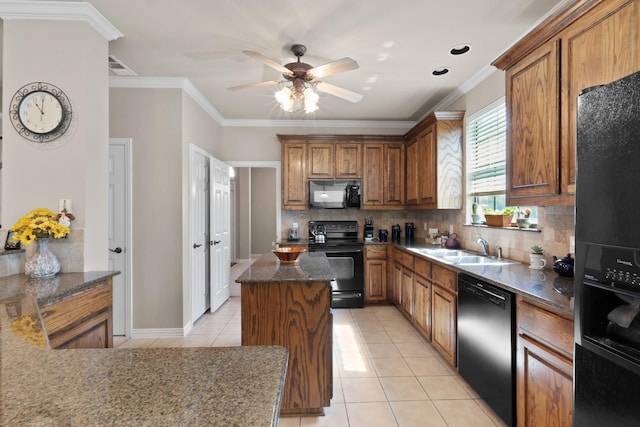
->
[517, 208, 533, 229]
[529, 245, 546, 270]
[484, 207, 517, 227]
[471, 198, 483, 224]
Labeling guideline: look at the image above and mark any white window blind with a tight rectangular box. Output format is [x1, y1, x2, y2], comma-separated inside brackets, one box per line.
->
[467, 101, 506, 196]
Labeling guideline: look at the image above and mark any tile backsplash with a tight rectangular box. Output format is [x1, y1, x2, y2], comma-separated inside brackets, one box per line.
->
[0, 229, 85, 278]
[282, 206, 574, 266]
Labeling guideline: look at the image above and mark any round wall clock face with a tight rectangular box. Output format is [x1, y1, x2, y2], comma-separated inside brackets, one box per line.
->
[9, 82, 72, 143]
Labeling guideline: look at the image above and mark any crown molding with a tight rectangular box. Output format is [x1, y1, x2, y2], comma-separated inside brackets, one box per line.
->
[221, 119, 416, 129]
[109, 76, 226, 124]
[0, 0, 123, 41]
[110, 76, 415, 129]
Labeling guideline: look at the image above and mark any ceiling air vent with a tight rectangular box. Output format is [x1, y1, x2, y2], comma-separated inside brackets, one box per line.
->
[108, 55, 137, 76]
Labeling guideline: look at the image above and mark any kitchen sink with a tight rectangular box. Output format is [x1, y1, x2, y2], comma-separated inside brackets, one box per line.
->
[409, 247, 519, 266]
[414, 248, 468, 257]
[440, 255, 518, 266]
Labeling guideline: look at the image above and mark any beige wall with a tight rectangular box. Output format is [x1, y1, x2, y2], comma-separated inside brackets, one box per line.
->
[250, 168, 277, 254]
[235, 168, 251, 259]
[1, 19, 109, 271]
[110, 88, 183, 329]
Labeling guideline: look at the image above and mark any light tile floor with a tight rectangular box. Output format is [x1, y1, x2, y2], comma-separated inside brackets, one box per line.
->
[115, 260, 507, 427]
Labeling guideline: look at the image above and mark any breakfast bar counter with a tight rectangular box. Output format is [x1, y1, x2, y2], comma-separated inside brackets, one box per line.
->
[1, 272, 288, 426]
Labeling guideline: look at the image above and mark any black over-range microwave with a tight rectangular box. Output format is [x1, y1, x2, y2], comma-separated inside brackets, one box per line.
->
[309, 180, 361, 209]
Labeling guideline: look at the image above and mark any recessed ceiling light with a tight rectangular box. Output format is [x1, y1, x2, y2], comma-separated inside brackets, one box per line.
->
[450, 44, 471, 55]
[432, 67, 449, 76]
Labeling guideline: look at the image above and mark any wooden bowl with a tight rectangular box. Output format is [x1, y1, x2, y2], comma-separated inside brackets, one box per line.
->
[273, 247, 306, 264]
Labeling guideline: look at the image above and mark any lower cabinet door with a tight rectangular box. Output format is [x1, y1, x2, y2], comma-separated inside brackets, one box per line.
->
[413, 274, 432, 341]
[431, 284, 456, 366]
[365, 258, 388, 303]
[517, 333, 573, 427]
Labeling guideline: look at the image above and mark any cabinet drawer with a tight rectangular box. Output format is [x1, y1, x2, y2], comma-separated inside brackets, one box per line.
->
[366, 244, 388, 259]
[40, 280, 112, 336]
[517, 299, 574, 358]
[394, 249, 414, 269]
[414, 257, 431, 279]
[432, 264, 456, 292]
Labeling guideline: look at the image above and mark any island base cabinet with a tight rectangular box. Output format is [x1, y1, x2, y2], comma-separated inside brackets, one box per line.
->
[241, 281, 332, 416]
[40, 279, 113, 349]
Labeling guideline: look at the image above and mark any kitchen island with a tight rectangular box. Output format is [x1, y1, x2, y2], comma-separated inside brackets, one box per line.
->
[237, 252, 335, 416]
[0, 272, 288, 426]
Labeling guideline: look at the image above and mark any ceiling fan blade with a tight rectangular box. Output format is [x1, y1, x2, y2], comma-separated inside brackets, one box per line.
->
[228, 80, 282, 91]
[315, 82, 363, 103]
[243, 51, 292, 76]
[308, 57, 359, 79]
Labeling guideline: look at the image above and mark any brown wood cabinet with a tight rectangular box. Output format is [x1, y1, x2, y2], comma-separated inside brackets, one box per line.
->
[281, 140, 307, 210]
[516, 298, 573, 427]
[362, 141, 405, 209]
[431, 264, 457, 366]
[40, 278, 113, 349]
[494, 0, 640, 206]
[413, 258, 432, 341]
[280, 135, 409, 210]
[241, 278, 332, 416]
[364, 244, 388, 303]
[392, 247, 414, 319]
[307, 142, 334, 179]
[307, 142, 362, 179]
[404, 111, 464, 209]
[335, 143, 362, 178]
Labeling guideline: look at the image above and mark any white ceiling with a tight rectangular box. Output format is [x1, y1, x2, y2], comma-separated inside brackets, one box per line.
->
[75, 0, 562, 121]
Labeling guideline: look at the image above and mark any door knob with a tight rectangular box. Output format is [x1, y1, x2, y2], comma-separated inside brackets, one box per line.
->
[213, 240, 222, 245]
[109, 247, 123, 254]
[193, 243, 203, 249]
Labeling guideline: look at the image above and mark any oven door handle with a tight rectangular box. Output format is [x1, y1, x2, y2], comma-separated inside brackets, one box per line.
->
[317, 248, 363, 254]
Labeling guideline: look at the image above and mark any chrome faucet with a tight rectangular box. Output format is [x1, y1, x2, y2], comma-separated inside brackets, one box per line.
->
[477, 237, 489, 256]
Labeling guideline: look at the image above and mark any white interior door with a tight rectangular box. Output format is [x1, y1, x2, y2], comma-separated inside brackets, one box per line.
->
[108, 139, 131, 336]
[191, 150, 210, 322]
[210, 157, 231, 312]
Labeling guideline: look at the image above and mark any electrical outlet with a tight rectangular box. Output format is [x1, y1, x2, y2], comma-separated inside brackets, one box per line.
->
[569, 236, 575, 254]
[423, 222, 428, 231]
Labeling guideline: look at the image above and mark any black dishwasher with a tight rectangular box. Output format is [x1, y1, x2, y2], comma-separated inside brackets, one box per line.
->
[458, 273, 515, 427]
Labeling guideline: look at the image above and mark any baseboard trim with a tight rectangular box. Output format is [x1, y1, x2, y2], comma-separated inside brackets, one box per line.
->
[130, 327, 187, 338]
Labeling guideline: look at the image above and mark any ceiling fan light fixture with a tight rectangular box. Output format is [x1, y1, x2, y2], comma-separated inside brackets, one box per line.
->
[303, 88, 319, 113]
[275, 87, 294, 112]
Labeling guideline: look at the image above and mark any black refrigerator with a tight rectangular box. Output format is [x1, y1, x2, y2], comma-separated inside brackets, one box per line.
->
[574, 70, 640, 426]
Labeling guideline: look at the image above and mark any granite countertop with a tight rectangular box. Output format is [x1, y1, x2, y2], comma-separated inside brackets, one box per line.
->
[1, 272, 289, 426]
[395, 241, 575, 316]
[236, 252, 335, 283]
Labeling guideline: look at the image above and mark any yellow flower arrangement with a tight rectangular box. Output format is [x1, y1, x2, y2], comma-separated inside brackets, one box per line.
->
[9, 207, 69, 246]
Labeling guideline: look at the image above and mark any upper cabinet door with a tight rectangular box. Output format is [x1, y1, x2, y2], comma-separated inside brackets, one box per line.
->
[282, 141, 307, 210]
[307, 143, 334, 179]
[506, 40, 560, 202]
[335, 143, 362, 179]
[561, 0, 640, 195]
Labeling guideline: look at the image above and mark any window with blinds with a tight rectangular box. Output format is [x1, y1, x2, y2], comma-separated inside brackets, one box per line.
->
[467, 100, 506, 197]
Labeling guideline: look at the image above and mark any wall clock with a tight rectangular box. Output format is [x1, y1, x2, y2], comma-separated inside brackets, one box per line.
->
[9, 82, 73, 143]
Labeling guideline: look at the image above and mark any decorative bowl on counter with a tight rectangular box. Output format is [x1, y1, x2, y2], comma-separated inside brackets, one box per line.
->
[273, 247, 306, 264]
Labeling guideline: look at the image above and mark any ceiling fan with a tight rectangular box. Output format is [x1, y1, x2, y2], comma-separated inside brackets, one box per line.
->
[228, 44, 363, 112]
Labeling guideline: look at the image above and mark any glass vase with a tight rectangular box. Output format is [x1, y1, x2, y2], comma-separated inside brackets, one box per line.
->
[25, 238, 61, 279]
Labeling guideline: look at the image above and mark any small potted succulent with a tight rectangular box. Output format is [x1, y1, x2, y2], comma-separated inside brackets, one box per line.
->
[529, 245, 546, 270]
